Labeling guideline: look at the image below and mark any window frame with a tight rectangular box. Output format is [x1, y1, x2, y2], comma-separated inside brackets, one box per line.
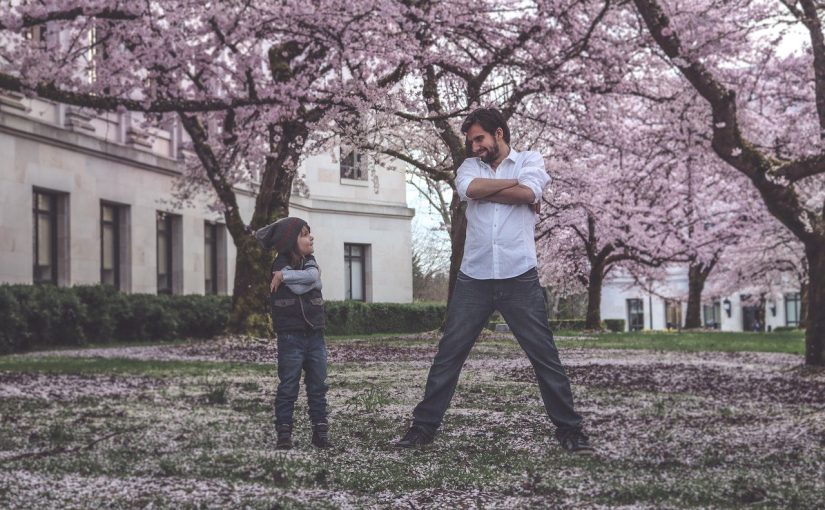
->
[344, 243, 368, 301]
[32, 190, 58, 285]
[784, 292, 801, 327]
[627, 298, 644, 331]
[100, 202, 121, 289]
[204, 221, 219, 295]
[339, 148, 368, 181]
[156, 212, 174, 295]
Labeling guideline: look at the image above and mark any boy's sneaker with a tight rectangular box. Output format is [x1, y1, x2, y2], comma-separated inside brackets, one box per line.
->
[555, 428, 594, 455]
[394, 425, 436, 448]
[276, 424, 293, 450]
[312, 423, 332, 448]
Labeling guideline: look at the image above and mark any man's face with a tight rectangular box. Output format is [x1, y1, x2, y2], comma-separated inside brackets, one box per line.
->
[466, 123, 501, 165]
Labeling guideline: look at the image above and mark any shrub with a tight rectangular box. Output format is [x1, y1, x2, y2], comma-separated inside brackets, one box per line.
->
[116, 293, 179, 342]
[0, 285, 450, 353]
[324, 301, 446, 335]
[548, 319, 600, 331]
[0, 284, 231, 353]
[0, 286, 26, 354]
[604, 319, 626, 332]
[8, 285, 87, 350]
[73, 285, 124, 343]
[772, 326, 803, 333]
[168, 295, 230, 339]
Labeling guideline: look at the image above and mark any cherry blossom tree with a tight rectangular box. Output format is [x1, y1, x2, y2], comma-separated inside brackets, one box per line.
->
[630, 0, 825, 365]
[363, 0, 618, 305]
[0, 0, 407, 333]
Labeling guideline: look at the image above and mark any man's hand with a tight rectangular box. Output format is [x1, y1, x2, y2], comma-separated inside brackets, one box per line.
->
[270, 271, 284, 293]
[530, 201, 541, 215]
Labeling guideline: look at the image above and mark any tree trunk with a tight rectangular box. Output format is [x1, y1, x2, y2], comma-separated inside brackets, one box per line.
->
[684, 262, 708, 329]
[585, 260, 605, 330]
[804, 242, 825, 366]
[800, 280, 810, 329]
[225, 121, 304, 335]
[228, 236, 273, 335]
[446, 192, 467, 306]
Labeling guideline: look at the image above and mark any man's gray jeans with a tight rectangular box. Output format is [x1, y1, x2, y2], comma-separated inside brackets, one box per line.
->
[412, 268, 583, 432]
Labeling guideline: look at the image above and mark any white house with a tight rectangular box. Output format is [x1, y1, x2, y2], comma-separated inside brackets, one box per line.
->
[601, 268, 802, 332]
[0, 91, 414, 302]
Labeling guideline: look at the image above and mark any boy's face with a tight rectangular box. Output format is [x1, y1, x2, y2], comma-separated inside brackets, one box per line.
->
[295, 226, 314, 256]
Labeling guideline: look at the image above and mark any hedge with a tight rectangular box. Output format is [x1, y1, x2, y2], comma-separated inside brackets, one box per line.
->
[0, 285, 229, 355]
[0, 285, 449, 354]
[548, 319, 606, 331]
[604, 319, 626, 332]
[324, 300, 446, 336]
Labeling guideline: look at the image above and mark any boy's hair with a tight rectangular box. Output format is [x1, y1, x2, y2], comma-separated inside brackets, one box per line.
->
[289, 225, 310, 268]
[461, 108, 511, 150]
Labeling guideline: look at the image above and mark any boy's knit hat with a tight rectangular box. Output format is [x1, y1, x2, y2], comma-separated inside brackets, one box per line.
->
[254, 217, 308, 252]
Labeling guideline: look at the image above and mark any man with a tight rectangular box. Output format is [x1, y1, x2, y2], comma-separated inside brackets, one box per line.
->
[396, 108, 593, 454]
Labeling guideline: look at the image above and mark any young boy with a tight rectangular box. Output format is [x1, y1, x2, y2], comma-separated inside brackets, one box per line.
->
[256, 217, 331, 449]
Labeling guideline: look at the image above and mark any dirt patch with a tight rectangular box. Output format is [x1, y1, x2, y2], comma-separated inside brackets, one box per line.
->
[504, 363, 825, 406]
[0, 373, 167, 401]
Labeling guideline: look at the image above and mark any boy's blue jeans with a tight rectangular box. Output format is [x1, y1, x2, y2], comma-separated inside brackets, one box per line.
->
[275, 329, 329, 426]
[412, 268, 583, 432]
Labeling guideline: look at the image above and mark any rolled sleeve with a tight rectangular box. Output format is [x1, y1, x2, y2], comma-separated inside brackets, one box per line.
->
[518, 152, 550, 204]
[455, 158, 481, 202]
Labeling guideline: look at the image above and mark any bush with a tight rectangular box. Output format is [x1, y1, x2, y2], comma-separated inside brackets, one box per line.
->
[168, 295, 230, 339]
[0, 285, 449, 353]
[7, 285, 87, 350]
[324, 300, 446, 335]
[772, 326, 803, 333]
[0, 284, 231, 354]
[604, 319, 626, 332]
[548, 319, 602, 331]
[0, 286, 27, 354]
[73, 285, 123, 343]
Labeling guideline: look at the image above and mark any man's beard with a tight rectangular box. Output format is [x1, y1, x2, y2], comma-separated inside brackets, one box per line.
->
[479, 144, 499, 164]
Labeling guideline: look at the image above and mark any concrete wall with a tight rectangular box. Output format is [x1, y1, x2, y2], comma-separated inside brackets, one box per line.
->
[600, 269, 802, 333]
[0, 94, 414, 302]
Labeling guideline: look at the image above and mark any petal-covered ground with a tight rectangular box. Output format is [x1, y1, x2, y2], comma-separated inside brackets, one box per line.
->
[1, 333, 823, 509]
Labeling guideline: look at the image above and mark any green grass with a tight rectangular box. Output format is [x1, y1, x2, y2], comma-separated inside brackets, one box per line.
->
[554, 329, 806, 354]
[0, 356, 273, 376]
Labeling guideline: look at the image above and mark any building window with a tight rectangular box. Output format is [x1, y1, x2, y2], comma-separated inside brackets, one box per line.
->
[665, 300, 682, 329]
[33, 191, 58, 284]
[627, 299, 644, 331]
[204, 222, 218, 295]
[785, 292, 801, 327]
[344, 243, 368, 301]
[157, 212, 174, 294]
[703, 301, 721, 329]
[100, 203, 120, 289]
[340, 148, 367, 180]
[24, 24, 48, 50]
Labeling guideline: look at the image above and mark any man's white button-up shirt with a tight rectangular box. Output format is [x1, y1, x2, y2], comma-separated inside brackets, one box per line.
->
[455, 149, 550, 280]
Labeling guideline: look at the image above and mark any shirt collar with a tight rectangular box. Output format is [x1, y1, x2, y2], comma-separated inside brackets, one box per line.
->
[503, 147, 519, 163]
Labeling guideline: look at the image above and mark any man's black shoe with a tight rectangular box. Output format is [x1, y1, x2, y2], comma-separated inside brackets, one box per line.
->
[555, 428, 594, 455]
[395, 425, 436, 448]
[276, 423, 293, 450]
[312, 422, 332, 448]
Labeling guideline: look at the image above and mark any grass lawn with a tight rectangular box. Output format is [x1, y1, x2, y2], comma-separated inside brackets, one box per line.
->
[553, 329, 807, 354]
[0, 331, 823, 508]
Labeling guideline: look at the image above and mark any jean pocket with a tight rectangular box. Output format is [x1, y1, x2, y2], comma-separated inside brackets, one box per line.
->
[456, 271, 473, 282]
[273, 298, 296, 307]
[309, 298, 324, 306]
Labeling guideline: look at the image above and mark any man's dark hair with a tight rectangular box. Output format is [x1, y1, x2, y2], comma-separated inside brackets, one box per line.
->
[461, 108, 511, 146]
